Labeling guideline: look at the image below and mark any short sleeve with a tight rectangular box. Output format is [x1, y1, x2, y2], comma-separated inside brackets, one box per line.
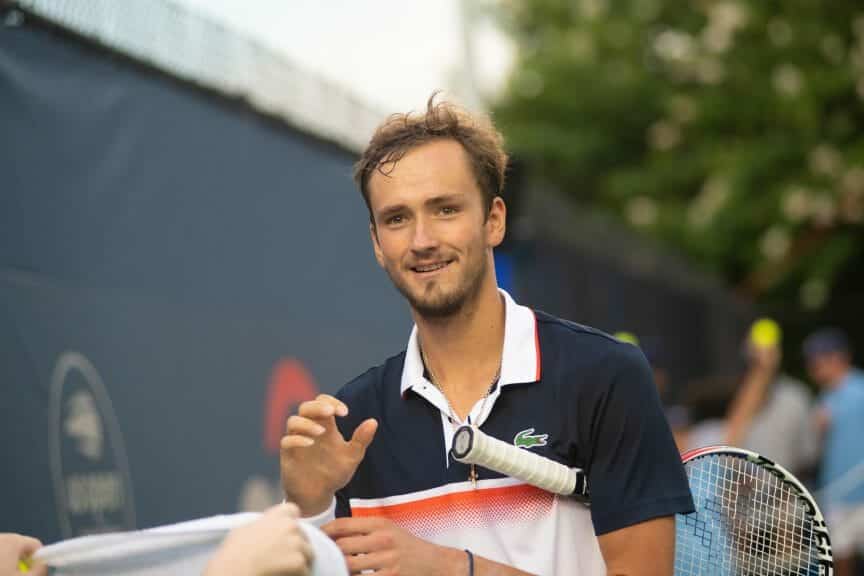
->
[582, 344, 694, 535]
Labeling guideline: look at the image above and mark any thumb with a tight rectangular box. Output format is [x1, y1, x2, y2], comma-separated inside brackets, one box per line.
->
[350, 418, 378, 452]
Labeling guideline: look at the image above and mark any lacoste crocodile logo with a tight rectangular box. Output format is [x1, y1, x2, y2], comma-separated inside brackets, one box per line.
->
[514, 428, 548, 450]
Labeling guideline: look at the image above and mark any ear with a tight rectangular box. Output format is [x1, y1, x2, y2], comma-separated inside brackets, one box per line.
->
[370, 222, 385, 268]
[486, 196, 507, 248]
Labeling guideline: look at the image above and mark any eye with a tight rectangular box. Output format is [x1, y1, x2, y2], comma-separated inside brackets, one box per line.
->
[439, 205, 459, 216]
[385, 214, 405, 226]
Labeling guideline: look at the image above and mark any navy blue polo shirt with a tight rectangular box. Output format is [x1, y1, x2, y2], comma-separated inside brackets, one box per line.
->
[319, 291, 693, 574]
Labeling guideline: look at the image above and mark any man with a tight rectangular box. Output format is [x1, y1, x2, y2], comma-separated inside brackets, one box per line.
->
[724, 318, 818, 477]
[804, 328, 864, 576]
[281, 96, 693, 575]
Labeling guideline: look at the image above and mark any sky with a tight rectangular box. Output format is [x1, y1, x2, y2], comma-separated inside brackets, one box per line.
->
[173, 0, 514, 113]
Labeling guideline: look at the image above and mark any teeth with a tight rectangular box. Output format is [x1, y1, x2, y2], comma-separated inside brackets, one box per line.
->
[415, 262, 448, 272]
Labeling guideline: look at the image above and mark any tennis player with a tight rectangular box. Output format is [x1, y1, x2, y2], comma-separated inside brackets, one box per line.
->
[281, 96, 694, 575]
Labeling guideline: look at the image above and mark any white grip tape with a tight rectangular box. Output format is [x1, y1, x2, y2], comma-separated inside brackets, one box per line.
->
[453, 427, 578, 496]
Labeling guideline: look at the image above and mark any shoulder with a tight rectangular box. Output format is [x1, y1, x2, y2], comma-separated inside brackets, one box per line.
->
[534, 310, 650, 382]
[774, 375, 813, 403]
[337, 351, 406, 408]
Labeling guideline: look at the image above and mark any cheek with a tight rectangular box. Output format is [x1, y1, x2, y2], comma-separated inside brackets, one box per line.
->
[376, 233, 407, 264]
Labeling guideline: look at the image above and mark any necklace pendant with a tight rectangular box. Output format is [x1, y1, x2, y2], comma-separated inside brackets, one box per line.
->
[470, 464, 478, 489]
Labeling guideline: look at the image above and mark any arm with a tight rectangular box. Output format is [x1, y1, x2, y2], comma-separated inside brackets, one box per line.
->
[280, 394, 378, 516]
[598, 517, 675, 576]
[577, 343, 693, 574]
[323, 517, 536, 576]
[723, 345, 779, 446]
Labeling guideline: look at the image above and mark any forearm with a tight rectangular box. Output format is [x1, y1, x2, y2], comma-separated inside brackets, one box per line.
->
[724, 370, 772, 445]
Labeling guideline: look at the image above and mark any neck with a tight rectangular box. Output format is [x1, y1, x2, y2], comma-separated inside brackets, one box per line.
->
[414, 274, 505, 402]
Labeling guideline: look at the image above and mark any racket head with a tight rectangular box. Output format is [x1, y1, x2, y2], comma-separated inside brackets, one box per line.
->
[675, 445, 833, 576]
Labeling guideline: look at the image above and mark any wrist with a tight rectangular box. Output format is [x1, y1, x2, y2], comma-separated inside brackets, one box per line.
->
[436, 546, 471, 576]
[285, 491, 334, 517]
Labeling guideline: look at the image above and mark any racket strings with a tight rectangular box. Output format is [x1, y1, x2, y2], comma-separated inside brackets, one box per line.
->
[676, 455, 819, 576]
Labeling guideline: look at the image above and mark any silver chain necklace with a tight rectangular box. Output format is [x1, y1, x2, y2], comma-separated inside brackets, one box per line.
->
[420, 345, 501, 489]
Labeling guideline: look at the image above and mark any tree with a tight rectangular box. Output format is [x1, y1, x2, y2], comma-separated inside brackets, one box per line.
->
[493, 0, 864, 309]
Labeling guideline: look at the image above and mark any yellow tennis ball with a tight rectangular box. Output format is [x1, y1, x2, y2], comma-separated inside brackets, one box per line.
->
[749, 318, 781, 348]
[18, 559, 30, 573]
[614, 331, 640, 346]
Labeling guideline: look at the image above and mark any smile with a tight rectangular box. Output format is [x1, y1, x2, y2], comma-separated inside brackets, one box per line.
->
[410, 260, 453, 274]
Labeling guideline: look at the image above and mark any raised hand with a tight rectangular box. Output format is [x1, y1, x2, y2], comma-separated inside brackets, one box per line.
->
[281, 394, 378, 515]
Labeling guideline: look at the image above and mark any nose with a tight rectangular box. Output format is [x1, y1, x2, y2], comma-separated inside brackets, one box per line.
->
[410, 215, 439, 253]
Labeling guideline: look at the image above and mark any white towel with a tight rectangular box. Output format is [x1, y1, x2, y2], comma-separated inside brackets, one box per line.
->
[35, 513, 348, 575]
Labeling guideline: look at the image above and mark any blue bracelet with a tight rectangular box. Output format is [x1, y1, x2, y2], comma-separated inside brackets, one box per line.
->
[465, 549, 475, 576]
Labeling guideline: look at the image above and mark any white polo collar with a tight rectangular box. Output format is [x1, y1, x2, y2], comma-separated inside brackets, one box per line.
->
[400, 289, 541, 399]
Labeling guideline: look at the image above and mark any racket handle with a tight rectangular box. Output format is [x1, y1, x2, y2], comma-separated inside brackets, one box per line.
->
[451, 425, 589, 499]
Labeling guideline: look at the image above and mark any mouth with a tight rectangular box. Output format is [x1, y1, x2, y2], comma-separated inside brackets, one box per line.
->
[409, 260, 454, 275]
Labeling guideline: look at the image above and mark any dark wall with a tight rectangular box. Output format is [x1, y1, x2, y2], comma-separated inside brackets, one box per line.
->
[0, 19, 409, 541]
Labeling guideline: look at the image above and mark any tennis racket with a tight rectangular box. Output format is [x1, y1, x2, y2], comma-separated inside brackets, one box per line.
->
[451, 426, 833, 576]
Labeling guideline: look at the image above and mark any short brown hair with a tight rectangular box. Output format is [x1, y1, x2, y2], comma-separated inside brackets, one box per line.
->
[354, 93, 508, 222]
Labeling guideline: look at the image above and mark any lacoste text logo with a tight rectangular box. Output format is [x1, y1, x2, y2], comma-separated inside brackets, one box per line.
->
[514, 428, 548, 450]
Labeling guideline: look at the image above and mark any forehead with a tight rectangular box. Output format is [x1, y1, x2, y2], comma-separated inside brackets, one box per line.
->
[366, 139, 480, 209]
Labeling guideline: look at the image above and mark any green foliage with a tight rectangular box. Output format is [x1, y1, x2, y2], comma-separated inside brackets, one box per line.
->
[493, 0, 864, 306]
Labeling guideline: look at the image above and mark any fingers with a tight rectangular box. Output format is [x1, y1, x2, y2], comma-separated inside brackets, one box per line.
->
[298, 395, 348, 419]
[15, 535, 42, 557]
[322, 517, 385, 539]
[331, 531, 393, 556]
[286, 415, 326, 436]
[344, 549, 397, 574]
[349, 418, 378, 451]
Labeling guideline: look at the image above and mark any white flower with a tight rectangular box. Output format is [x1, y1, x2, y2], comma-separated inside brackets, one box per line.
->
[702, 2, 749, 54]
[654, 30, 696, 63]
[841, 166, 864, 195]
[772, 64, 803, 97]
[687, 176, 730, 228]
[808, 144, 843, 178]
[809, 194, 836, 227]
[578, 0, 608, 21]
[782, 186, 812, 223]
[760, 226, 790, 261]
[707, 2, 749, 32]
[648, 120, 681, 151]
[626, 196, 658, 227]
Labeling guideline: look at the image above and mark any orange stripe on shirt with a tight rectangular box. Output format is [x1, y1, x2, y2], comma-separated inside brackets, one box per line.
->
[351, 483, 555, 537]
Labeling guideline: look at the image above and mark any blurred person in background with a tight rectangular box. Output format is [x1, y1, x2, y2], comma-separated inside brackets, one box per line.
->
[723, 318, 818, 478]
[683, 375, 733, 451]
[804, 328, 864, 576]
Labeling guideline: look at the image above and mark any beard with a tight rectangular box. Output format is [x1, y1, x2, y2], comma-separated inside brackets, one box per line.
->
[386, 251, 488, 319]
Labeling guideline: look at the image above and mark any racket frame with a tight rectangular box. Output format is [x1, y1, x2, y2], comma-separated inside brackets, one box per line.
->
[679, 444, 833, 576]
